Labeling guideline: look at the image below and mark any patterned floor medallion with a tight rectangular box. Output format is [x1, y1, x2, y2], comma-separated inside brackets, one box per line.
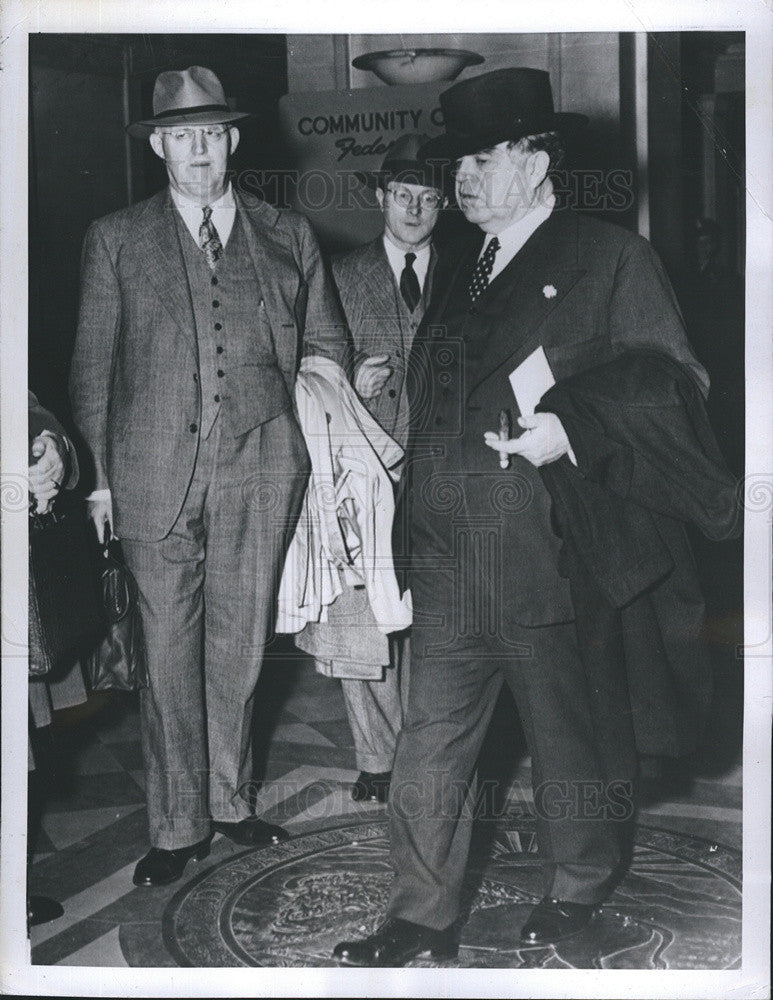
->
[161, 817, 741, 969]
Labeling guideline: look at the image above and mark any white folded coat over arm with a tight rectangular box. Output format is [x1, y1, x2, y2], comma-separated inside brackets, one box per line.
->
[276, 355, 412, 635]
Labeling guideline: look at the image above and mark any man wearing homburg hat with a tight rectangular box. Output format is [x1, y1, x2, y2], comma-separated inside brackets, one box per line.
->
[301, 134, 447, 806]
[69, 67, 352, 887]
[334, 68, 717, 965]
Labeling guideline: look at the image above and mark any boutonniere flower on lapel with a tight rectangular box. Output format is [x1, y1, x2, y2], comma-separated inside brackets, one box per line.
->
[543, 284, 557, 299]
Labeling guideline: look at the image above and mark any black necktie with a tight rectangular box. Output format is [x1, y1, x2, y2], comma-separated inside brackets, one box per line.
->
[468, 236, 500, 302]
[199, 205, 223, 270]
[400, 252, 421, 312]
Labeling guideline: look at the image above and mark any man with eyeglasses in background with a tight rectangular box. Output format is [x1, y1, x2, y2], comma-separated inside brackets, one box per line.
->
[303, 135, 447, 806]
[69, 66, 352, 887]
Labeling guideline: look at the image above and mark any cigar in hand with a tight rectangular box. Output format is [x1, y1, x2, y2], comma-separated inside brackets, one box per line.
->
[498, 409, 510, 470]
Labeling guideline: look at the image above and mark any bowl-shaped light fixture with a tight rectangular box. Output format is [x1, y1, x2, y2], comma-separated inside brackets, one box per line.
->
[352, 48, 484, 85]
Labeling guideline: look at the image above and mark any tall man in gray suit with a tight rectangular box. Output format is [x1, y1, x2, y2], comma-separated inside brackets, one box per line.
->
[69, 66, 351, 887]
[325, 134, 446, 804]
[334, 68, 719, 966]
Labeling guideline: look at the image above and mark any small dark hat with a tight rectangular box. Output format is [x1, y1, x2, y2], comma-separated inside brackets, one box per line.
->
[356, 132, 443, 190]
[127, 66, 252, 138]
[420, 67, 587, 164]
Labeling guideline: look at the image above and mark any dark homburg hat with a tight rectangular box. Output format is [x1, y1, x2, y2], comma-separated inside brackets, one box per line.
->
[126, 65, 252, 138]
[420, 67, 587, 164]
[356, 132, 442, 190]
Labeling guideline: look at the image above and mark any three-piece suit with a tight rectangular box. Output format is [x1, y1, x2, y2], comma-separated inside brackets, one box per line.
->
[387, 207, 711, 927]
[69, 187, 349, 848]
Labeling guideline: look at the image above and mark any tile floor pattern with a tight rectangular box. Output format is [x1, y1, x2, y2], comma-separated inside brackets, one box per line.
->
[28, 650, 743, 967]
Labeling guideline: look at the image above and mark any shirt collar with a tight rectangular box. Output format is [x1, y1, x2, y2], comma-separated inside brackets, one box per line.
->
[382, 231, 432, 265]
[483, 192, 555, 256]
[169, 182, 234, 214]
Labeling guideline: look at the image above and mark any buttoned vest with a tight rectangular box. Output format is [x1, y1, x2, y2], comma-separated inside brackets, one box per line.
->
[176, 211, 286, 439]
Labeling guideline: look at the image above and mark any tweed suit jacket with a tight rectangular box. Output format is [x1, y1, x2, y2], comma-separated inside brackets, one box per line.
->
[69, 188, 350, 542]
[408, 208, 709, 627]
[331, 237, 437, 447]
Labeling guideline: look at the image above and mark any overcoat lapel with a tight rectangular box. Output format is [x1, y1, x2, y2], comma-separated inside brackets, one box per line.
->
[465, 211, 586, 403]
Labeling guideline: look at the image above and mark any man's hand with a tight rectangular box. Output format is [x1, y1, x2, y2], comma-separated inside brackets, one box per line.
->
[28, 433, 67, 514]
[484, 412, 571, 468]
[354, 354, 392, 400]
[87, 495, 114, 545]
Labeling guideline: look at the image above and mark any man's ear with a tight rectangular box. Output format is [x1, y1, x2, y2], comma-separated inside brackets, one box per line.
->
[228, 126, 240, 155]
[527, 149, 550, 189]
[149, 132, 165, 160]
[375, 186, 385, 210]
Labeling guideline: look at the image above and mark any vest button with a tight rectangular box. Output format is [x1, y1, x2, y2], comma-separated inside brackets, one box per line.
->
[216, 345, 224, 354]
[212, 300, 220, 308]
[189, 422, 198, 433]
[214, 394, 220, 403]
[217, 369, 224, 377]
[211, 276, 218, 286]
[193, 373, 198, 382]
[388, 389, 396, 398]
[214, 323, 222, 331]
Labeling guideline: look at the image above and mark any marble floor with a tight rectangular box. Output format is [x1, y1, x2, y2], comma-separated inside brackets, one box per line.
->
[27, 642, 743, 968]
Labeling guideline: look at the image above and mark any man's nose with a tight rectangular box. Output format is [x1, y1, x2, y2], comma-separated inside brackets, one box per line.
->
[406, 200, 421, 216]
[193, 130, 207, 155]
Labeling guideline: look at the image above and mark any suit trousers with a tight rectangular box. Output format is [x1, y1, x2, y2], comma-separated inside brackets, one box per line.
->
[339, 635, 410, 773]
[122, 411, 308, 849]
[386, 604, 635, 929]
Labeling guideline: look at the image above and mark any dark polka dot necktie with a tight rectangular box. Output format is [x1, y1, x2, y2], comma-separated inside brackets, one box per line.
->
[199, 205, 223, 270]
[468, 236, 500, 302]
[400, 252, 421, 312]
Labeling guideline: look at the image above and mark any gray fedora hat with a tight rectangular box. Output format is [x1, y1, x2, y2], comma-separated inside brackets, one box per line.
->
[126, 65, 252, 138]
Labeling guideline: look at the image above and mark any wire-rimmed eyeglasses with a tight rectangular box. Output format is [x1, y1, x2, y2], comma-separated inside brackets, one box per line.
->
[386, 186, 444, 210]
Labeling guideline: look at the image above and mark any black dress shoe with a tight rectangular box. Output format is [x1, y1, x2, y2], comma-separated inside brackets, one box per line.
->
[333, 916, 458, 967]
[27, 895, 64, 927]
[132, 837, 211, 887]
[351, 770, 391, 803]
[520, 896, 598, 945]
[212, 817, 289, 846]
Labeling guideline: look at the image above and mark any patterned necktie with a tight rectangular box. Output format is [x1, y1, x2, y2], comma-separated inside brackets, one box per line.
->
[199, 205, 223, 270]
[468, 236, 500, 302]
[399, 252, 421, 312]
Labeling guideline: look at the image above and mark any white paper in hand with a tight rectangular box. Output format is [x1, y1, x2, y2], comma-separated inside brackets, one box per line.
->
[508, 346, 555, 417]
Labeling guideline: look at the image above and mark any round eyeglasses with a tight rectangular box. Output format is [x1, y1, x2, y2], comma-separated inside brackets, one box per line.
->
[386, 186, 444, 210]
[160, 125, 229, 145]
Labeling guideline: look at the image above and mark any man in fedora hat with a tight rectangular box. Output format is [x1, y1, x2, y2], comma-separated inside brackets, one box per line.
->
[69, 66, 351, 887]
[334, 67, 716, 965]
[299, 134, 447, 805]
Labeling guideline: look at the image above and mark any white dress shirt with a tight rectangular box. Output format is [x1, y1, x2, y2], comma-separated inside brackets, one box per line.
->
[382, 233, 431, 294]
[169, 182, 236, 247]
[478, 193, 555, 282]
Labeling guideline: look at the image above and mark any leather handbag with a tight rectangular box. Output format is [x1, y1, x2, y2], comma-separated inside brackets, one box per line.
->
[84, 540, 148, 691]
[28, 501, 106, 678]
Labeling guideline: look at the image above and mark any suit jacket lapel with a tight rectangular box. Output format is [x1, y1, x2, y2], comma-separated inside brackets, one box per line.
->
[364, 238, 401, 325]
[133, 189, 197, 341]
[423, 232, 483, 330]
[466, 211, 586, 403]
[236, 192, 299, 375]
